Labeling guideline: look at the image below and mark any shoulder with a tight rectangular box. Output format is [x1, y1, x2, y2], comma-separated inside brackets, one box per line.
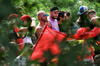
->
[47, 17, 50, 21]
[91, 17, 99, 22]
[35, 26, 42, 32]
[91, 17, 100, 25]
[76, 17, 81, 23]
[46, 21, 52, 28]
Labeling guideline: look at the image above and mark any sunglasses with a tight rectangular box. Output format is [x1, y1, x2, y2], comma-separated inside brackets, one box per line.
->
[43, 14, 48, 17]
[66, 13, 70, 17]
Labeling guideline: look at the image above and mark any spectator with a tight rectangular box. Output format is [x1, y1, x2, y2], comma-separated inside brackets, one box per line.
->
[57, 11, 66, 26]
[35, 11, 48, 38]
[89, 9, 100, 63]
[76, 6, 90, 27]
[9, 14, 24, 50]
[89, 9, 100, 28]
[48, 6, 59, 31]
[57, 11, 70, 33]
[94, 54, 100, 66]
[21, 15, 34, 47]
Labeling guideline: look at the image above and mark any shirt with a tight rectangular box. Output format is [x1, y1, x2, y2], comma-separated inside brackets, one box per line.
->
[48, 17, 59, 31]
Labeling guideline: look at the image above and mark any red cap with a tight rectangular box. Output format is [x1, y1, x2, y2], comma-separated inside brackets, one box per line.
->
[21, 15, 31, 21]
[9, 14, 18, 20]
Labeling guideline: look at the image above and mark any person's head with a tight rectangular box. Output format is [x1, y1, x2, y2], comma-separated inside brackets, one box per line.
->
[94, 54, 100, 66]
[21, 15, 32, 26]
[65, 11, 71, 20]
[9, 14, 18, 21]
[8, 14, 19, 27]
[88, 9, 96, 19]
[77, 6, 88, 17]
[50, 6, 59, 19]
[57, 11, 66, 21]
[37, 11, 48, 22]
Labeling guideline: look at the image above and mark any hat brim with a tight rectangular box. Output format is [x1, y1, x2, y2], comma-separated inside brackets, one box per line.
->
[77, 12, 85, 15]
[51, 10, 59, 12]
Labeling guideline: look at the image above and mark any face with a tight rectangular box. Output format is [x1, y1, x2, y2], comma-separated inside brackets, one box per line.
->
[61, 13, 70, 21]
[40, 13, 48, 22]
[89, 13, 96, 19]
[62, 14, 67, 20]
[24, 18, 32, 26]
[51, 11, 59, 19]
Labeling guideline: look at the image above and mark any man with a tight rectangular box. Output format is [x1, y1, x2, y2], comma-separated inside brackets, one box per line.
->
[57, 11, 67, 25]
[48, 6, 59, 31]
[88, 9, 100, 64]
[57, 11, 70, 32]
[89, 9, 100, 28]
[76, 6, 90, 27]
[35, 11, 48, 38]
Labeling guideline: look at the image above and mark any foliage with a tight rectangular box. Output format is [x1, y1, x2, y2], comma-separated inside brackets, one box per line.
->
[0, 0, 100, 66]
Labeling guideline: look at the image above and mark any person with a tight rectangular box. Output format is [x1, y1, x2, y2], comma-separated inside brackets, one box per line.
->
[21, 15, 35, 47]
[89, 9, 100, 28]
[57, 11, 70, 33]
[8, 14, 24, 50]
[57, 11, 67, 31]
[35, 11, 48, 38]
[88, 9, 100, 63]
[94, 54, 100, 66]
[76, 6, 90, 27]
[73, 6, 100, 64]
[48, 6, 59, 31]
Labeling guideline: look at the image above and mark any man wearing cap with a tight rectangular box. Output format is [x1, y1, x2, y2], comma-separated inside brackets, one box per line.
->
[20, 15, 34, 47]
[9, 14, 24, 50]
[76, 6, 90, 27]
[48, 6, 60, 31]
[35, 11, 48, 38]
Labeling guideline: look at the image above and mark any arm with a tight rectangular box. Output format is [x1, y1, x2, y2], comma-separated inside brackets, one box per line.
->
[35, 28, 43, 39]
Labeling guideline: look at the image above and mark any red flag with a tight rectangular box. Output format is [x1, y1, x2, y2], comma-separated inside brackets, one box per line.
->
[30, 25, 67, 61]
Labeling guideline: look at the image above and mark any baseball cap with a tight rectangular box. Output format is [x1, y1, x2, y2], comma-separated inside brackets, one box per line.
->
[21, 15, 31, 21]
[77, 6, 88, 15]
[9, 14, 18, 20]
[50, 6, 59, 11]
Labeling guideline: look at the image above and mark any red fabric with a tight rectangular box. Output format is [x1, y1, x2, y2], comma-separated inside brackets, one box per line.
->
[74, 27, 100, 40]
[30, 25, 67, 61]
[16, 38, 24, 50]
[73, 27, 89, 40]
[84, 45, 95, 61]
[21, 15, 31, 21]
[97, 41, 100, 46]
[14, 27, 19, 32]
[14, 27, 24, 50]
[9, 14, 18, 19]
[88, 27, 100, 38]
[74, 27, 99, 61]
